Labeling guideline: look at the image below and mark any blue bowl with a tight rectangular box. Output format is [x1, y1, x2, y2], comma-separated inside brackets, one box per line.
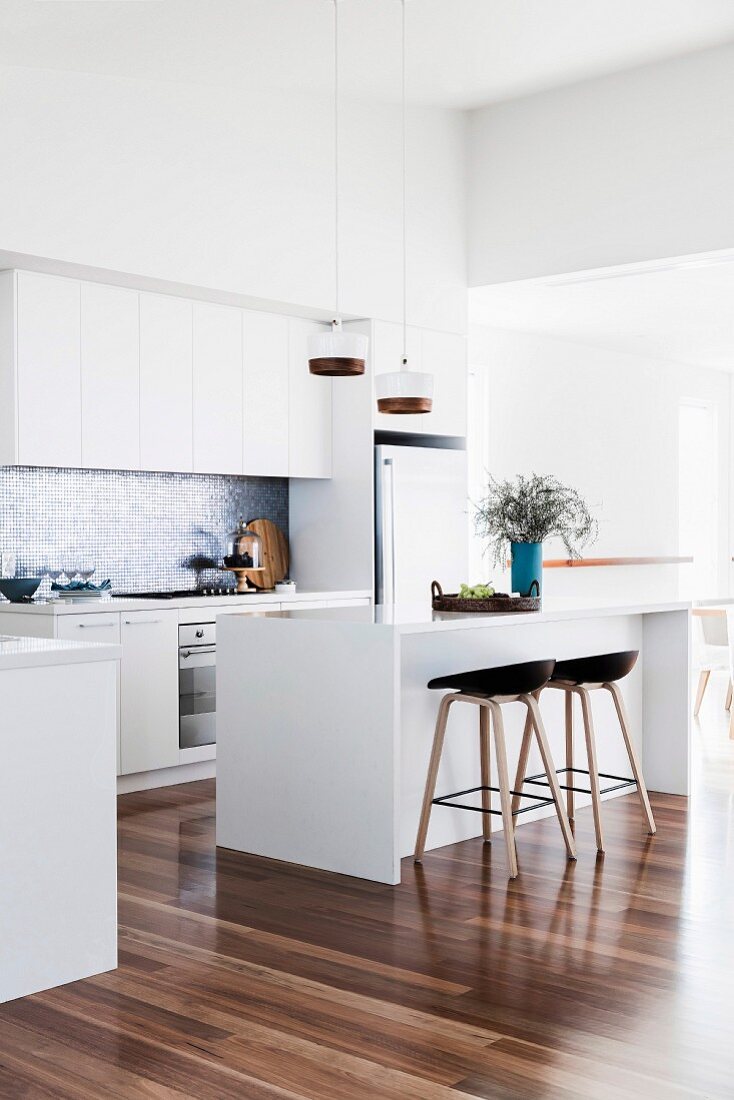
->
[0, 578, 42, 603]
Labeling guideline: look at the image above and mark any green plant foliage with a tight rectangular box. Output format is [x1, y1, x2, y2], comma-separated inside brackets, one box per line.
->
[473, 473, 598, 566]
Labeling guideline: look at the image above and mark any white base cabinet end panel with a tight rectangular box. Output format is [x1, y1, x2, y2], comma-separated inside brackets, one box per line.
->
[0, 660, 118, 1004]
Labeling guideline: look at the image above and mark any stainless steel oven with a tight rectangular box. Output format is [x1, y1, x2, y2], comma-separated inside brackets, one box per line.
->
[178, 622, 216, 748]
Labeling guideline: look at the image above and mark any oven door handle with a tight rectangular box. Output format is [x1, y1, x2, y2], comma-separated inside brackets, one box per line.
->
[180, 646, 216, 659]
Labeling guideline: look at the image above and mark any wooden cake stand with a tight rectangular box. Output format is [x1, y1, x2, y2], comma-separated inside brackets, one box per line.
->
[222, 566, 266, 594]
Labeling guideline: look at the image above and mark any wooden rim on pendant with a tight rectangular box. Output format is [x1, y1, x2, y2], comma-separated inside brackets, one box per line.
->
[377, 396, 432, 414]
[309, 357, 365, 377]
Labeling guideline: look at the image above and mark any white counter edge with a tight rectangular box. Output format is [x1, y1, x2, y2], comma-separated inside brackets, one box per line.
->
[219, 599, 691, 635]
[0, 589, 373, 616]
[0, 637, 122, 671]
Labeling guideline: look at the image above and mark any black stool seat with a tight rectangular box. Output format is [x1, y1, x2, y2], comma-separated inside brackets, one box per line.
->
[428, 658, 555, 698]
[551, 650, 638, 686]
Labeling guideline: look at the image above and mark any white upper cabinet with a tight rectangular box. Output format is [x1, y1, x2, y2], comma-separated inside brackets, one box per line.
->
[0, 271, 338, 478]
[243, 311, 289, 477]
[288, 319, 332, 479]
[139, 293, 193, 473]
[193, 302, 243, 475]
[419, 329, 467, 438]
[81, 282, 140, 470]
[16, 272, 82, 467]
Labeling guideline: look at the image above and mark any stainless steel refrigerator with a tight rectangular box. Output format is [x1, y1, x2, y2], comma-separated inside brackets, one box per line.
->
[375, 443, 468, 605]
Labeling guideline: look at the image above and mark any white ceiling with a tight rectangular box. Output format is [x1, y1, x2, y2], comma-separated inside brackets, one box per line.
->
[1, 0, 733, 110]
[469, 256, 734, 371]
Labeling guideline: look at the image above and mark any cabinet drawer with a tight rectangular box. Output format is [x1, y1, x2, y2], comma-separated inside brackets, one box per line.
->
[56, 613, 121, 642]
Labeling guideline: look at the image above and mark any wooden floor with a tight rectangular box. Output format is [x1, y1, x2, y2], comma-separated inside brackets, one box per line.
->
[2, 683, 734, 1099]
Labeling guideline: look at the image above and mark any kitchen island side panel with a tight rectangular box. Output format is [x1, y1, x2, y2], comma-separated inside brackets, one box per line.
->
[216, 615, 401, 884]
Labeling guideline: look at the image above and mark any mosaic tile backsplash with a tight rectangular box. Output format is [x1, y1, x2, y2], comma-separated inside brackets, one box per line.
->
[0, 466, 288, 594]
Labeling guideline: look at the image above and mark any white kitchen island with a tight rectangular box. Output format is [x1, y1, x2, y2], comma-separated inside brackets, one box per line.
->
[217, 598, 690, 884]
[0, 634, 120, 1004]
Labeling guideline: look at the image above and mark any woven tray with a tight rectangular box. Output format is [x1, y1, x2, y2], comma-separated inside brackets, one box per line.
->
[431, 580, 540, 614]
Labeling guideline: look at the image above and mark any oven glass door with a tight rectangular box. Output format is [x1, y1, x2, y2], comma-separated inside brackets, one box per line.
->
[179, 645, 216, 748]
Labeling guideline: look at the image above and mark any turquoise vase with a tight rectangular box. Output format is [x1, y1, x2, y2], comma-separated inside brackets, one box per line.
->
[510, 541, 542, 597]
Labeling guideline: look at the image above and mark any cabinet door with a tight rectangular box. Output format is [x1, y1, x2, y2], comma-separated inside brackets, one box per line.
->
[81, 283, 140, 470]
[56, 613, 122, 774]
[16, 272, 81, 466]
[119, 610, 179, 775]
[420, 329, 467, 438]
[371, 320, 422, 433]
[193, 302, 243, 474]
[288, 319, 332, 479]
[139, 293, 193, 472]
[242, 311, 289, 476]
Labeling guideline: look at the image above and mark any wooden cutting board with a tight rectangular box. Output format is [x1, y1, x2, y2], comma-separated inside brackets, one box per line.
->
[244, 519, 289, 590]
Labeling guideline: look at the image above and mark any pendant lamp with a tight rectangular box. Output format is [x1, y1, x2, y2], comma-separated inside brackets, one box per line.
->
[375, 0, 433, 414]
[309, 0, 368, 377]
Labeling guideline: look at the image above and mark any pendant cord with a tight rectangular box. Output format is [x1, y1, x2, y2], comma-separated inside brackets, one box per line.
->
[401, 0, 407, 368]
[334, 0, 340, 325]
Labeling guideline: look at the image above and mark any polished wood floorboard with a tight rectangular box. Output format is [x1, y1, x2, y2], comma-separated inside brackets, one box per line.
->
[2, 679, 734, 1098]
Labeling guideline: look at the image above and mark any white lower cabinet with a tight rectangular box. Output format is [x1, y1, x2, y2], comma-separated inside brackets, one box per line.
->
[11, 596, 371, 782]
[56, 613, 123, 773]
[119, 610, 179, 775]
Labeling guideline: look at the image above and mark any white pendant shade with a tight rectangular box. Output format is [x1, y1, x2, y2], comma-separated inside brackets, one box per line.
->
[308, 320, 368, 377]
[375, 367, 433, 414]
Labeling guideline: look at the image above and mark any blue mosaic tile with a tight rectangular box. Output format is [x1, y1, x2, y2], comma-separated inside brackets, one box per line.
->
[0, 466, 288, 594]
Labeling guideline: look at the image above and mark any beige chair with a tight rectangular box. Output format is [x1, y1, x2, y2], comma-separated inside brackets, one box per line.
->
[693, 611, 731, 718]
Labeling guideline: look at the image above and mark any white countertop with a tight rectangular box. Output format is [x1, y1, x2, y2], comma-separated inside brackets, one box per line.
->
[0, 635, 122, 670]
[0, 589, 371, 616]
[223, 595, 691, 635]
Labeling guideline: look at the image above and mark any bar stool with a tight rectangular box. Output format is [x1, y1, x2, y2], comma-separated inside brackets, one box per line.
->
[513, 650, 656, 852]
[414, 659, 576, 880]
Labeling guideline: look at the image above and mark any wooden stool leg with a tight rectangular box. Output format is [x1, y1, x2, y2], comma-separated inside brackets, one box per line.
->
[694, 670, 710, 717]
[577, 687, 605, 852]
[525, 695, 576, 861]
[565, 689, 575, 823]
[604, 682, 656, 836]
[726, 679, 733, 712]
[511, 705, 534, 815]
[479, 705, 492, 842]
[487, 701, 518, 880]
[414, 694, 453, 863]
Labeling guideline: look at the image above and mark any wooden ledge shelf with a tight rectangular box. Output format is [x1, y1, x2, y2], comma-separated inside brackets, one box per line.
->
[507, 556, 693, 570]
[544, 555, 693, 569]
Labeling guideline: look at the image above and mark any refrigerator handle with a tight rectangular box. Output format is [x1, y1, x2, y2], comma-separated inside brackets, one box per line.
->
[378, 458, 396, 605]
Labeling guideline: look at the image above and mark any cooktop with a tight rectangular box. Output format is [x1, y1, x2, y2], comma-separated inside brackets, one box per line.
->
[114, 588, 242, 600]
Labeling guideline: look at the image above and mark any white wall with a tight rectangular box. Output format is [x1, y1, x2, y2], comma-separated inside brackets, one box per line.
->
[468, 43, 734, 286]
[468, 326, 732, 600]
[0, 65, 466, 334]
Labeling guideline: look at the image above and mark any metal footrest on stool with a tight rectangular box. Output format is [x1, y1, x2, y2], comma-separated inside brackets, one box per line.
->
[523, 766, 636, 798]
[432, 784, 555, 816]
